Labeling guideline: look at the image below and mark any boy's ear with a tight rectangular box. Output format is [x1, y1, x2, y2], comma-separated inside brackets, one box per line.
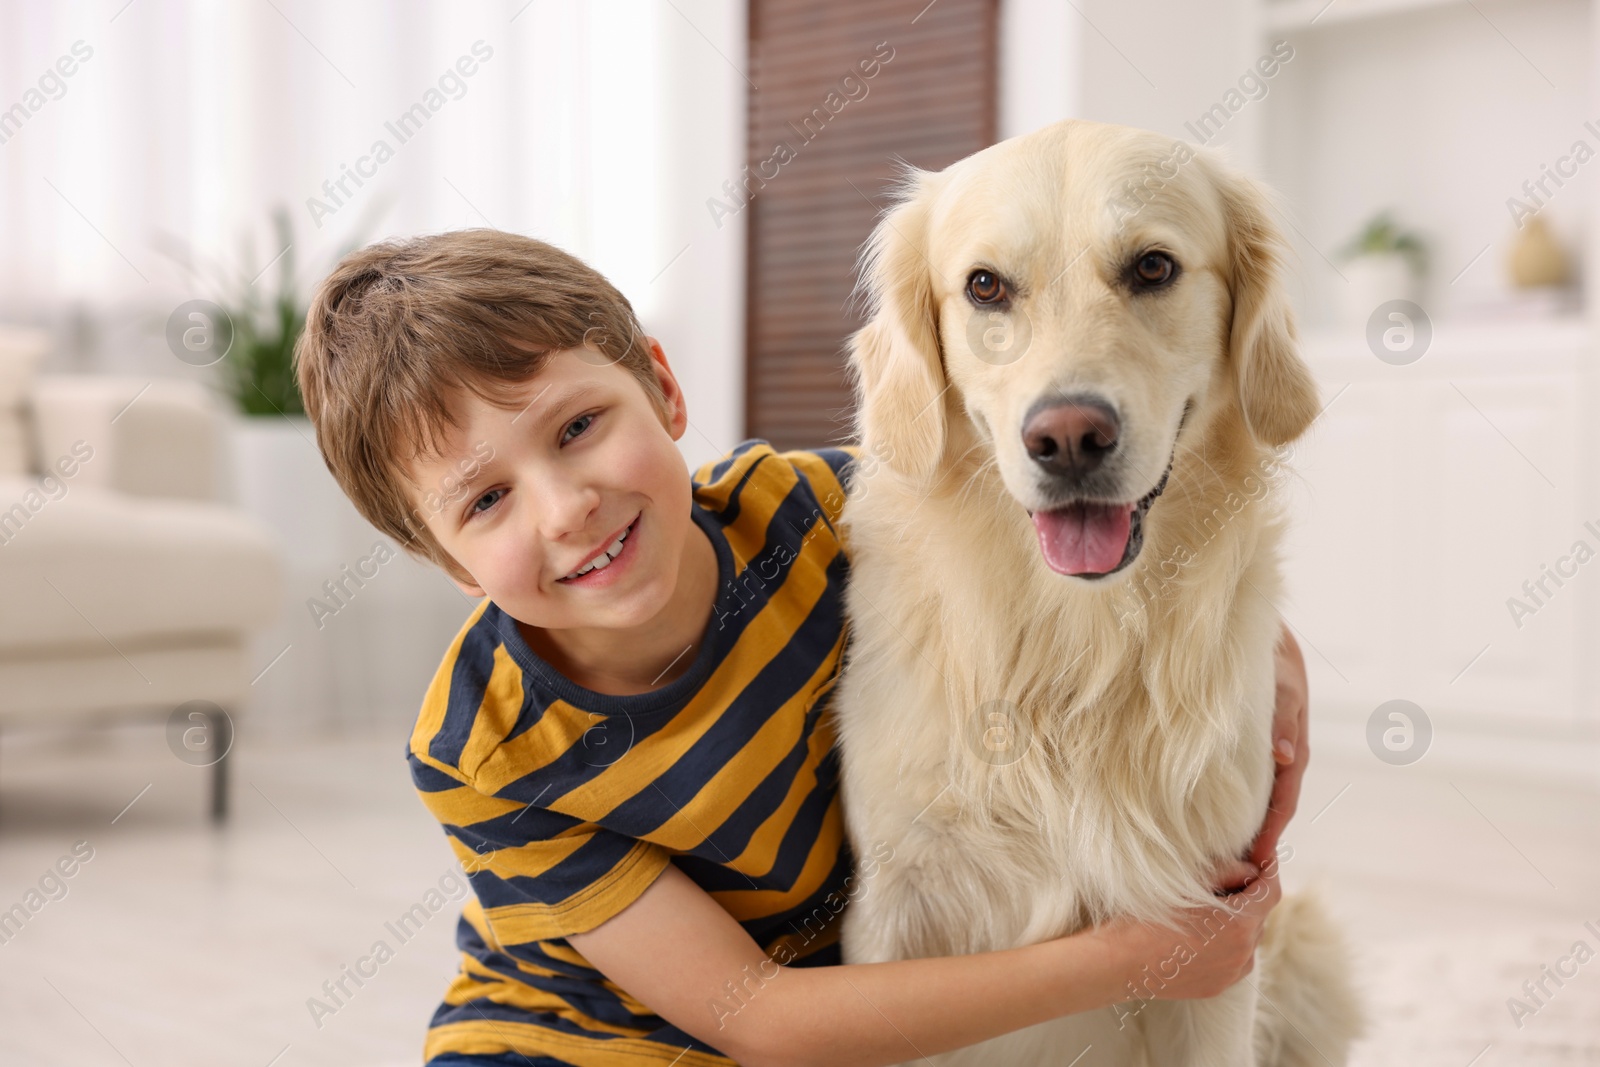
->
[407, 522, 485, 597]
[643, 336, 689, 437]
[446, 570, 486, 599]
[434, 546, 484, 596]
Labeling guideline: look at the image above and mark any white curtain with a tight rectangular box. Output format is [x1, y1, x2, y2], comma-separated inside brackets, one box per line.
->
[0, 0, 677, 333]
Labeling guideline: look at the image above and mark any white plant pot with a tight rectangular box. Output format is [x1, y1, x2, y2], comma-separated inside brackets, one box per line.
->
[1341, 253, 1420, 328]
[228, 413, 366, 736]
[228, 414, 349, 569]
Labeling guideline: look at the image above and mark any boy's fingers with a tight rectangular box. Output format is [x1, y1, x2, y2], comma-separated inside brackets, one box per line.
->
[1271, 682, 1302, 765]
[1248, 825, 1286, 876]
[1248, 773, 1294, 869]
[1247, 822, 1283, 872]
[1210, 859, 1260, 894]
[1248, 867, 1283, 910]
[1272, 622, 1307, 764]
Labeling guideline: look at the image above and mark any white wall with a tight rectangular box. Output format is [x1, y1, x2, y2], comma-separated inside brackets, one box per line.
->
[999, 0, 1079, 140]
[643, 1, 749, 472]
[1000, 0, 1262, 162]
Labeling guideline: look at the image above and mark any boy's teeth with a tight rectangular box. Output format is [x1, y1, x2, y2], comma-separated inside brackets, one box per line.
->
[565, 522, 632, 580]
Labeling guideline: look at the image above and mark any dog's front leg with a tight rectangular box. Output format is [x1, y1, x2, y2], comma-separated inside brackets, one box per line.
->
[1135, 976, 1258, 1067]
[838, 835, 981, 965]
[836, 856, 909, 965]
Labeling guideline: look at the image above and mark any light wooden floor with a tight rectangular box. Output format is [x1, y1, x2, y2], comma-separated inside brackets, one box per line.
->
[0, 718, 1596, 1066]
[0, 722, 457, 1067]
[1282, 725, 1600, 1066]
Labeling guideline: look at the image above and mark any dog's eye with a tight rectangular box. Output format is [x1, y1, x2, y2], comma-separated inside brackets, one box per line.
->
[966, 270, 1008, 305]
[1132, 251, 1177, 288]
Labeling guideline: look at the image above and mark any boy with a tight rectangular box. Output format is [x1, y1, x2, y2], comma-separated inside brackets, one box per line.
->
[294, 229, 1310, 1067]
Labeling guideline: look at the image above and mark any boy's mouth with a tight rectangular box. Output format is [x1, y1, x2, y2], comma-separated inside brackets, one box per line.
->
[558, 513, 640, 583]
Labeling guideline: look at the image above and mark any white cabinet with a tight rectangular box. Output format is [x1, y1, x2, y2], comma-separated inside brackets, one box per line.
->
[1284, 320, 1598, 775]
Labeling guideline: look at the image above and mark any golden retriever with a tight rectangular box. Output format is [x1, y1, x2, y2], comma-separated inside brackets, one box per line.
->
[832, 118, 1363, 1066]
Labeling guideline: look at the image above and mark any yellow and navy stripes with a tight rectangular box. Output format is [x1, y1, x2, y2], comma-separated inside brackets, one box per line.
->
[408, 439, 862, 1066]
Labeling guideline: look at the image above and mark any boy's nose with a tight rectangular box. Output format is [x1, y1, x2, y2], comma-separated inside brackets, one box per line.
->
[540, 486, 606, 544]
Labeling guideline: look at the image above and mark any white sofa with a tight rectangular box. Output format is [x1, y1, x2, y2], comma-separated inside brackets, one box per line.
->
[0, 327, 284, 821]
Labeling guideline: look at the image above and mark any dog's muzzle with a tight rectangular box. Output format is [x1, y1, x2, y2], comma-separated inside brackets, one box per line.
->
[1027, 452, 1174, 579]
[1023, 401, 1189, 579]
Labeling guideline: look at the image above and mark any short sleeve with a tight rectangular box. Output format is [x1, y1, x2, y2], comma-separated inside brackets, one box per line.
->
[781, 445, 863, 529]
[409, 753, 672, 947]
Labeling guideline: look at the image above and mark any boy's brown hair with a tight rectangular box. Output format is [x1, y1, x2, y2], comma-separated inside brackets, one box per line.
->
[293, 228, 669, 580]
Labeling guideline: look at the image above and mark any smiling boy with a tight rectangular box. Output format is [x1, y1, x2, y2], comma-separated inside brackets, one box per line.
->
[294, 228, 1311, 1067]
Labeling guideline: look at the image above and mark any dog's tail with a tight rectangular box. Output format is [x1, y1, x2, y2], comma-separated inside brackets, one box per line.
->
[1251, 885, 1366, 1066]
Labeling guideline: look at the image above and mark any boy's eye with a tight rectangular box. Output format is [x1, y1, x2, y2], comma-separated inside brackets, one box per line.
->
[562, 412, 597, 443]
[469, 488, 505, 518]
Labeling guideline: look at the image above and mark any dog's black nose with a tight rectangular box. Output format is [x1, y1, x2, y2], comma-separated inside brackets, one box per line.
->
[1023, 395, 1120, 480]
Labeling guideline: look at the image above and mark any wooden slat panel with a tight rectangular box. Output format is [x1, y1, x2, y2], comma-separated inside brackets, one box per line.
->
[744, 0, 998, 451]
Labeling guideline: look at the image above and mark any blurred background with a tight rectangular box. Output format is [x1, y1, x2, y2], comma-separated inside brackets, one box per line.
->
[0, 0, 1596, 1063]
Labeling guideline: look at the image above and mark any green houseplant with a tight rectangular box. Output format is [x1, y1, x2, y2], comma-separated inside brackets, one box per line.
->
[1336, 210, 1428, 326]
[227, 205, 307, 415]
[156, 200, 385, 415]
[1337, 210, 1428, 277]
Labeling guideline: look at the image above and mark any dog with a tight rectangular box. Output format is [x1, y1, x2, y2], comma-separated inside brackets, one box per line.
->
[832, 118, 1363, 1066]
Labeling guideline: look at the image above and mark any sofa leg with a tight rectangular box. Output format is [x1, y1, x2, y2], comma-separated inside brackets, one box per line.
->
[207, 710, 230, 824]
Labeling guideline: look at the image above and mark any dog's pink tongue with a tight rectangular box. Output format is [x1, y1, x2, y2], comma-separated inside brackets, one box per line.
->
[1032, 503, 1133, 575]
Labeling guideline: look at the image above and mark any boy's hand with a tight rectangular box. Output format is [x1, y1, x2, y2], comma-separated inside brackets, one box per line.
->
[1248, 621, 1309, 870]
[1092, 859, 1282, 1003]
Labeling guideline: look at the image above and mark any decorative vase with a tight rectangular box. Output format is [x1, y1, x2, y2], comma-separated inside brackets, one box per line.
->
[1507, 215, 1569, 288]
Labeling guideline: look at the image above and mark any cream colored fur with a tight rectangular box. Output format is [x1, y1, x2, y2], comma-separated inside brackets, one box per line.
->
[833, 119, 1363, 1066]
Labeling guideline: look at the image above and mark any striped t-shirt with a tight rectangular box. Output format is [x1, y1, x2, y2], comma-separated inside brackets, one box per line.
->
[408, 438, 863, 1066]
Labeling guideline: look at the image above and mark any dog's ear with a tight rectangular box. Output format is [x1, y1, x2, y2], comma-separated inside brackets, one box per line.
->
[848, 171, 947, 483]
[1208, 159, 1321, 448]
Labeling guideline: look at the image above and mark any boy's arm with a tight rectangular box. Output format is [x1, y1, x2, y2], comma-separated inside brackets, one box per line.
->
[568, 858, 1280, 1067]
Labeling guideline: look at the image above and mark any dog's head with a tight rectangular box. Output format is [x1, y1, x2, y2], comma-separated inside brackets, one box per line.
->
[848, 119, 1319, 581]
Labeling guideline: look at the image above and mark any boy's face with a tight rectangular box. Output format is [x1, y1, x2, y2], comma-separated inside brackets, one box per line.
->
[408, 339, 700, 633]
